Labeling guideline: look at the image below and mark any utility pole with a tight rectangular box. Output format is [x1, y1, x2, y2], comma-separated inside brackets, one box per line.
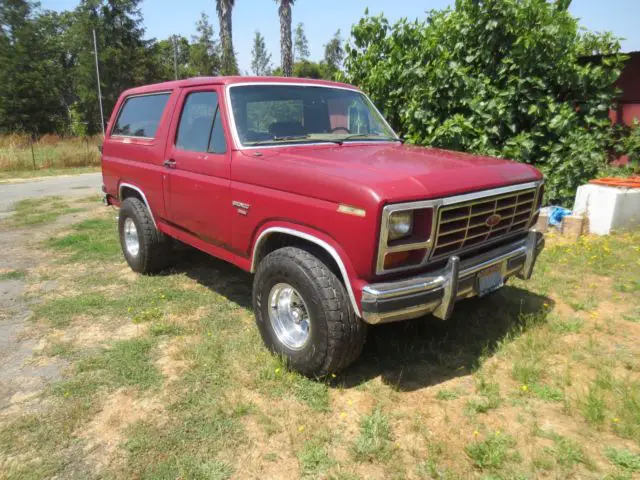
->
[93, 29, 105, 136]
[172, 36, 179, 80]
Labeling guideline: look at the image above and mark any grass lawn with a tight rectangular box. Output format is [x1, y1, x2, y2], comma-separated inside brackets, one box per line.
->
[1, 199, 639, 479]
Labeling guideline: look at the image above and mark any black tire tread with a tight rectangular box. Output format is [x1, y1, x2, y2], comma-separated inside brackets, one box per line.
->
[119, 197, 171, 274]
[254, 246, 367, 376]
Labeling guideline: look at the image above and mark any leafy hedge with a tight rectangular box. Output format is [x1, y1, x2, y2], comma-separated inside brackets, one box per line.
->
[342, 0, 627, 205]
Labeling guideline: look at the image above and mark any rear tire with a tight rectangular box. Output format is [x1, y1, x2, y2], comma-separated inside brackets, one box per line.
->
[253, 246, 367, 377]
[118, 197, 171, 274]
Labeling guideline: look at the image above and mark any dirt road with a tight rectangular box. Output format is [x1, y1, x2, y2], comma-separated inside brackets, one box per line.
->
[0, 172, 102, 220]
[0, 176, 100, 412]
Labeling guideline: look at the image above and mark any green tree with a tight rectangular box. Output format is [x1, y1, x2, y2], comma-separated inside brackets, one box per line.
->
[272, 60, 330, 79]
[216, 0, 238, 75]
[147, 35, 191, 82]
[294, 22, 309, 61]
[0, 0, 68, 134]
[250, 30, 272, 76]
[275, 0, 294, 76]
[190, 12, 221, 76]
[68, 0, 152, 134]
[343, 0, 626, 204]
[323, 29, 344, 79]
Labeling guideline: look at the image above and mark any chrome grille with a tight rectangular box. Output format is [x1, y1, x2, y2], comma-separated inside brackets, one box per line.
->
[430, 188, 537, 259]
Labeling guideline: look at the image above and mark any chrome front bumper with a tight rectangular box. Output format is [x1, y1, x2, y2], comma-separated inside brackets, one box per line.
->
[360, 230, 544, 324]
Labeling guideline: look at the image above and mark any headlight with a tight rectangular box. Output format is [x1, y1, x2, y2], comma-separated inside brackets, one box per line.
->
[388, 211, 413, 241]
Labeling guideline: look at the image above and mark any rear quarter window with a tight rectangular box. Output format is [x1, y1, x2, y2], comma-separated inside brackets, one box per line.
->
[112, 93, 171, 138]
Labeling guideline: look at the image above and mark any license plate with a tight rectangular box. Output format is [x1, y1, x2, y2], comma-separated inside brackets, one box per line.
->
[478, 265, 504, 296]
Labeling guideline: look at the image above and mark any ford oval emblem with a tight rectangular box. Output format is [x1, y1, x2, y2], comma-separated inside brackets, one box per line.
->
[486, 214, 502, 228]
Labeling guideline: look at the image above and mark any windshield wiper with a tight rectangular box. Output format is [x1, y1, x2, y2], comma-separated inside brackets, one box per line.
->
[272, 134, 311, 141]
[270, 134, 342, 145]
[337, 133, 404, 144]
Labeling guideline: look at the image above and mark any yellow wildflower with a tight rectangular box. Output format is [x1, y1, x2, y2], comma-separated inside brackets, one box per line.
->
[298, 425, 305, 432]
[521, 385, 528, 392]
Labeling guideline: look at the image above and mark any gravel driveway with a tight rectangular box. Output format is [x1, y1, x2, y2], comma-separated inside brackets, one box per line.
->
[0, 174, 102, 412]
[0, 172, 102, 220]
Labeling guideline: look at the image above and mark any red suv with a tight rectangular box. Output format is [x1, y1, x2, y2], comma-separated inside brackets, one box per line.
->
[102, 77, 544, 376]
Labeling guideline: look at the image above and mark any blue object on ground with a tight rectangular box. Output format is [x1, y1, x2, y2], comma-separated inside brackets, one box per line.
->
[545, 206, 572, 227]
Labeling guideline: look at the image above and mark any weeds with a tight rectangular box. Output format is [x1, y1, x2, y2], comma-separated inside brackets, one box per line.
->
[466, 377, 501, 414]
[0, 269, 26, 280]
[47, 217, 120, 262]
[542, 432, 593, 470]
[298, 439, 334, 477]
[0, 134, 101, 173]
[7, 195, 83, 227]
[75, 338, 162, 390]
[605, 448, 640, 472]
[436, 388, 460, 401]
[580, 384, 607, 426]
[465, 432, 518, 470]
[352, 407, 393, 462]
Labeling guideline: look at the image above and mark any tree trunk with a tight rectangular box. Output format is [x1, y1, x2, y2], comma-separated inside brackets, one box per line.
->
[217, 0, 238, 75]
[279, 0, 293, 77]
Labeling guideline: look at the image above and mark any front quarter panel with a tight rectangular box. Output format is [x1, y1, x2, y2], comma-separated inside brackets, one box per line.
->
[230, 152, 381, 283]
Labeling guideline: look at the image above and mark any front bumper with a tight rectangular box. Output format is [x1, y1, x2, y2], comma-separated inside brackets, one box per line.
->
[361, 230, 544, 324]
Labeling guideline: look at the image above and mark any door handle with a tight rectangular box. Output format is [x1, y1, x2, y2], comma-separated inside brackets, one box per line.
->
[163, 159, 176, 169]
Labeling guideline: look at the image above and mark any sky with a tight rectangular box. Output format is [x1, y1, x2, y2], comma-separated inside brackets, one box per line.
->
[40, 0, 640, 73]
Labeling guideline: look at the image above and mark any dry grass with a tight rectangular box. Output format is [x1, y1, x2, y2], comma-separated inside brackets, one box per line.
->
[1, 201, 639, 479]
[0, 134, 102, 174]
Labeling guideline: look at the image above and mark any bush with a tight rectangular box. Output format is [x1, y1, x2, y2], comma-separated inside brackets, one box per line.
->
[617, 120, 640, 166]
[342, 0, 627, 205]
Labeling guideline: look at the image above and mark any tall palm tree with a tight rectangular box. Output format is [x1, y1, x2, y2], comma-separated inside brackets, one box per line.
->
[275, 0, 294, 76]
[216, 0, 238, 75]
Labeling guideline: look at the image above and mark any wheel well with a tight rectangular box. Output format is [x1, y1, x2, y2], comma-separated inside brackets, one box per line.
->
[254, 232, 342, 281]
[120, 186, 144, 204]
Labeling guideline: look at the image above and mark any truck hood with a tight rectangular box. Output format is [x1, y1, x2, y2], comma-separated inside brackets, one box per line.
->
[238, 142, 542, 205]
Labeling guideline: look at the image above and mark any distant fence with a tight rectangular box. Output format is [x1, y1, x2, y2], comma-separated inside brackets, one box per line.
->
[0, 134, 102, 171]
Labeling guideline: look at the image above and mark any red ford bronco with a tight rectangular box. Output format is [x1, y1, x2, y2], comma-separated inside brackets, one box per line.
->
[102, 77, 544, 376]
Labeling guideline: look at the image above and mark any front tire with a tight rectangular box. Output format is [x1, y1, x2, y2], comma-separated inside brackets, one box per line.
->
[118, 197, 171, 274]
[253, 247, 367, 377]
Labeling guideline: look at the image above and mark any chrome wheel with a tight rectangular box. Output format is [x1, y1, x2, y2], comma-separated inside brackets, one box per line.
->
[123, 217, 140, 257]
[268, 283, 311, 350]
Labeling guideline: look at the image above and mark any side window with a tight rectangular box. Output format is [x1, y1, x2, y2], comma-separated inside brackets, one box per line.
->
[112, 93, 170, 138]
[176, 91, 227, 154]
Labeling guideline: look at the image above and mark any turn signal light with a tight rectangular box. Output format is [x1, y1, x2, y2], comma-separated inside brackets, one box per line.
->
[384, 251, 410, 269]
[383, 249, 425, 270]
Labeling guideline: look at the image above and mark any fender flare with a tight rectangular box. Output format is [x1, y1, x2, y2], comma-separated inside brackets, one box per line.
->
[250, 226, 361, 317]
[118, 182, 157, 229]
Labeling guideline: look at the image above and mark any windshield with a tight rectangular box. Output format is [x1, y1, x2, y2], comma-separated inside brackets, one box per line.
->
[228, 84, 397, 147]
